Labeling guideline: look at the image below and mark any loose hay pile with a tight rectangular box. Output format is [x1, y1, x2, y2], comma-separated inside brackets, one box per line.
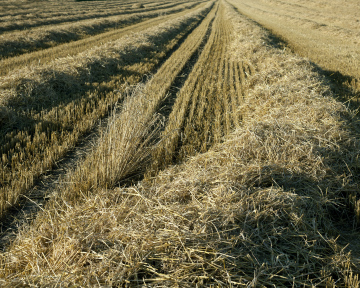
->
[1, 2, 360, 287]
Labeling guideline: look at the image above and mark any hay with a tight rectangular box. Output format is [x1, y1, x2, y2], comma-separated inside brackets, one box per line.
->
[1, 1, 359, 287]
[3, 37, 360, 288]
[0, 3, 212, 112]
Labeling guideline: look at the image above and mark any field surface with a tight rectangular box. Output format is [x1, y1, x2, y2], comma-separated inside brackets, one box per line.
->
[0, 0, 360, 286]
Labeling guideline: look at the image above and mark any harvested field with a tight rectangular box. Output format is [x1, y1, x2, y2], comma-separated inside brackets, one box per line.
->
[0, 1, 202, 60]
[0, 0, 359, 286]
[0, 1, 208, 75]
[0, 2, 214, 219]
[228, 0, 360, 93]
[0, 1, 177, 33]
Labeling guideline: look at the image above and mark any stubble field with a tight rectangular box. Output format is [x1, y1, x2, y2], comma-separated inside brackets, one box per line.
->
[0, 0, 359, 286]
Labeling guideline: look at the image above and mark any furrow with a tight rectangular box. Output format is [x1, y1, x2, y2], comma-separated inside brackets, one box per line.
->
[229, 59, 241, 128]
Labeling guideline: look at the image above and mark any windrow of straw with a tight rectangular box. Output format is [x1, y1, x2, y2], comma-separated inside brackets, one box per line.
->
[228, 0, 360, 93]
[0, 0, 182, 33]
[151, 1, 255, 172]
[0, 2, 214, 218]
[1, 1, 359, 285]
[0, 2, 209, 77]
[0, 1, 202, 59]
[0, 0, 164, 21]
[58, 1, 216, 202]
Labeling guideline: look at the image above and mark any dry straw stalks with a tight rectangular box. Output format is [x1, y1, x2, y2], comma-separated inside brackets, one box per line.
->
[0, 3, 213, 218]
[64, 83, 163, 197]
[228, 0, 360, 93]
[0, 1, 201, 59]
[0, 0, 176, 33]
[61, 0, 216, 202]
[0, 0, 359, 286]
[151, 1, 254, 172]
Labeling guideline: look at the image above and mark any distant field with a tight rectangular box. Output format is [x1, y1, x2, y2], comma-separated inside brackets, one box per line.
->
[229, 0, 360, 91]
[0, 1, 176, 33]
[0, 0, 359, 286]
[0, 0, 202, 60]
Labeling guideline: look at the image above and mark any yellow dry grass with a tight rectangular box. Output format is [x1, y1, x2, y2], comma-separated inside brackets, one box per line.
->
[0, 1, 207, 76]
[0, 1, 359, 286]
[0, 2, 213, 218]
[228, 0, 360, 91]
[0, 1, 201, 60]
[0, 0, 175, 33]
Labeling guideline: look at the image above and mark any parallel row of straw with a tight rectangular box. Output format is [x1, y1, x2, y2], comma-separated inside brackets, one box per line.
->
[151, 1, 255, 171]
[0, 1, 202, 60]
[0, 2, 214, 218]
[0, 2, 208, 76]
[0, 0, 158, 19]
[1, 1, 359, 286]
[0, 0, 176, 33]
[58, 1, 217, 202]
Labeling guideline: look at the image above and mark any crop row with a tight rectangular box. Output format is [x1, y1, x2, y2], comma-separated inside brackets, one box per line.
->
[0, 0, 186, 34]
[0, 1, 202, 60]
[2, 1, 359, 286]
[0, 2, 214, 218]
[0, 3, 206, 77]
[151, 0, 254, 172]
